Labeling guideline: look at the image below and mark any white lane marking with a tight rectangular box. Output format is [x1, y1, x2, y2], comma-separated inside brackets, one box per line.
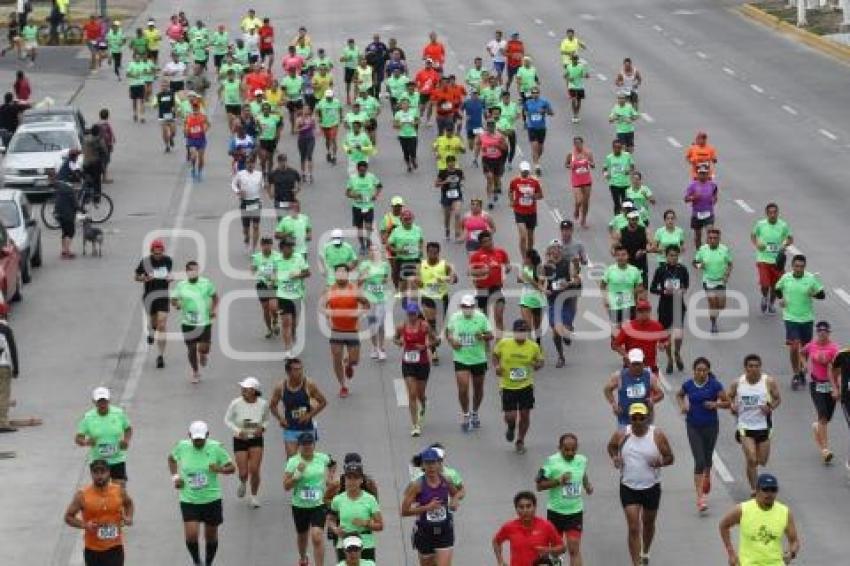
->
[696, 51, 708, 59]
[672, 37, 684, 46]
[657, 372, 672, 392]
[457, 63, 466, 71]
[734, 199, 755, 213]
[785, 244, 803, 256]
[641, 112, 654, 123]
[547, 30, 556, 38]
[782, 105, 798, 116]
[750, 84, 764, 94]
[722, 66, 736, 76]
[596, 73, 607, 81]
[394, 378, 409, 406]
[653, 25, 663, 31]
[712, 453, 735, 483]
[534, 18, 543, 25]
[819, 129, 838, 141]
[834, 288, 850, 306]
[634, 13, 645, 20]
[666, 136, 682, 148]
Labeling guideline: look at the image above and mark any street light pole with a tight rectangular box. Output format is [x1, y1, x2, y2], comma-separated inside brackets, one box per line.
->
[797, 0, 809, 26]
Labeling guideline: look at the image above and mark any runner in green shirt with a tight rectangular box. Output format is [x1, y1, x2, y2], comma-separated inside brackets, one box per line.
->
[393, 99, 419, 171]
[168, 420, 234, 565]
[210, 27, 229, 73]
[358, 246, 391, 359]
[346, 163, 382, 253]
[775, 255, 825, 388]
[274, 239, 310, 354]
[515, 58, 539, 97]
[75, 388, 132, 476]
[385, 69, 410, 110]
[106, 24, 126, 79]
[129, 29, 147, 58]
[275, 206, 312, 257]
[536, 433, 593, 551]
[191, 36, 208, 66]
[446, 295, 493, 431]
[343, 122, 374, 173]
[609, 93, 639, 151]
[692, 228, 733, 334]
[603, 141, 635, 214]
[564, 53, 589, 122]
[340, 39, 360, 105]
[480, 76, 502, 110]
[218, 58, 244, 81]
[315, 90, 343, 163]
[601, 246, 643, 327]
[750, 203, 793, 315]
[465, 58, 485, 92]
[232, 41, 249, 66]
[251, 237, 283, 338]
[170, 262, 218, 381]
[653, 210, 686, 263]
[284, 434, 334, 564]
[257, 105, 282, 175]
[625, 172, 655, 226]
[328, 465, 382, 559]
[126, 54, 149, 121]
[322, 231, 358, 285]
[387, 215, 423, 263]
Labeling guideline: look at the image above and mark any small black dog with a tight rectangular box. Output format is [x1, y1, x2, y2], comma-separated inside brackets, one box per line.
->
[81, 216, 104, 257]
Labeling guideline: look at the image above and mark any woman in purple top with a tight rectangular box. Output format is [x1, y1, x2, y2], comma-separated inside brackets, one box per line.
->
[683, 164, 718, 249]
[295, 106, 316, 184]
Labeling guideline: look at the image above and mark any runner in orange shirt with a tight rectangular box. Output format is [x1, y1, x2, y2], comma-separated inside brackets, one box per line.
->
[324, 265, 371, 398]
[685, 131, 718, 180]
[184, 102, 210, 181]
[415, 59, 441, 125]
[505, 32, 525, 89]
[430, 76, 456, 135]
[421, 31, 445, 69]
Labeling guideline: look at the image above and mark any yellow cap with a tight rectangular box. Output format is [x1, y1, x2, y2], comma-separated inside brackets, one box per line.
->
[628, 403, 649, 416]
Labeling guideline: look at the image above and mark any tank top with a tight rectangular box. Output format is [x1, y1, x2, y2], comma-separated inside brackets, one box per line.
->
[463, 213, 489, 243]
[282, 379, 315, 431]
[736, 374, 770, 432]
[739, 499, 789, 566]
[402, 322, 430, 365]
[569, 151, 593, 188]
[479, 132, 504, 160]
[620, 425, 661, 490]
[620, 68, 638, 93]
[81, 483, 124, 551]
[420, 260, 449, 299]
[185, 114, 205, 138]
[298, 117, 315, 140]
[617, 368, 652, 426]
[416, 475, 451, 527]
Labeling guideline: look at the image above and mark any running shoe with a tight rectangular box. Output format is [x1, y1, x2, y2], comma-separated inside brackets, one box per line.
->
[760, 297, 768, 314]
[378, 349, 387, 361]
[369, 349, 379, 360]
[823, 449, 834, 464]
[411, 425, 421, 437]
[697, 495, 708, 513]
[236, 480, 246, 498]
[339, 386, 350, 398]
[156, 355, 164, 369]
[471, 412, 481, 429]
[147, 333, 154, 345]
[461, 414, 471, 433]
[249, 496, 261, 508]
[505, 423, 516, 442]
[515, 440, 526, 454]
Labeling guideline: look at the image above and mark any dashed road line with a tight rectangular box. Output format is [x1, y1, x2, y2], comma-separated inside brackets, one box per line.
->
[672, 37, 684, 46]
[596, 73, 607, 81]
[547, 30, 556, 38]
[534, 18, 543, 25]
[819, 128, 838, 141]
[696, 51, 708, 59]
[781, 105, 798, 116]
[734, 199, 755, 213]
[652, 24, 663, 31]
[712, 453, 735, 483]
[666, 136, 682, 148]
[634, 13, 645, 20]
[834, 288, 850, 306]
[722, 66, 736, 76]
[394, 378, 409, 406]
[750, 84, 764, 94]
[641, 112, 654, 123]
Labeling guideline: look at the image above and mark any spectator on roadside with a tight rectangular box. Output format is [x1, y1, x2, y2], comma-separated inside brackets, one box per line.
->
[14, 70, 31, 103]
[82, 125, 108, 197]
[97, 109, 116, 183]
[50, 164, 79, 259]
[0, 92, 27, 144]
[0, 302, 19, 433]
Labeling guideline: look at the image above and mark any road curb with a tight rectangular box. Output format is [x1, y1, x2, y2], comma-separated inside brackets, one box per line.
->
[736, 4, 850, 64]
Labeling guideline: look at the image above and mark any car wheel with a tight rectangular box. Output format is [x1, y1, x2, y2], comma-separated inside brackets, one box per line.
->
[21, 255, 31, 284]
[11, 271, 22, 302]
[31, 237, 42, 268]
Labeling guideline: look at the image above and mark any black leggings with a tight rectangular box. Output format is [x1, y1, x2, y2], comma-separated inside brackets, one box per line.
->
[686, 422, 719, 474]
[298, 136, 315, 165]
[609, 185, 627, 215]
[111, 53, 122, 76]
[505, 130, 516, 164]
[399, 136, 418, 163]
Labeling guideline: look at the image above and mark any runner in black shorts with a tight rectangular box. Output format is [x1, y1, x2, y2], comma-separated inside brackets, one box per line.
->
[135, 239, 173, 369]
[475, 286, 504, 312]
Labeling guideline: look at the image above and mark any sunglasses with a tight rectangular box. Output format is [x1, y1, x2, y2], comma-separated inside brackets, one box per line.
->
[759, 486, 778, 493]
[630, 415, 647, 422]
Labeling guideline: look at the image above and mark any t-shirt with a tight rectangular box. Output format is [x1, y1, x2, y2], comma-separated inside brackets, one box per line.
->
[106, 29, 124, 54]
[524, 98, 551, 129]
[625, 185, 653, 223]
[315, 98, 342, 128]
[684, 180, 718, 217]
[480, 86, 501, 109]
[801, 340, 838, 382]
[493, 517, 561, 566]
[387, 224, 423, 260]
[685, 143, 717, 178]
[268, 168, 301, 203]
[775, 271, 824, 323]
[465, 67, 484, 90]
[462, 97, 485, 131]
[469, 247, 509, 289]
[275, 253, 309, 300]
[356, 95, 380, 119]
[681, 376, 725, 427]
[751, 218, 791, 264]
[126, 61, 147, 87]
[494, 338, 542, 390]
[257, 113, 282, 141]
[275, 214, 311, 256]
[326, 284, 361, 331]
[446, 310, 491, 365]
[614, 319, 667, 370]
[347, 173, 382, 211]
[76, 406, 131, 464]
[344, 131, 373, 164]
[394, 108, 419, 138]
[605, 152, 634, 187]
[602, 264, 642, 309]
[433, 136, 464, 170]
[210, 31, 229, 56]
[653, 226, 685, 262]
[509, 176, 541, 215]
[438, 169, 464, 200]
[135, 255, 173, 297]
[340, 45, 359, 69]
[565, 62, 587, 89]
[358, 260, 390, 304]
[285, 452, 332, 508]
[171, 439, 232, 504]
[281, 75, 303, 99]
[515, 66, 538, 94]
[252, 250, 282, 285]
[610, 103, 638, 134]
[386, 74, 410, 99]
[323, 243, 357, 283]
[330, 491, 380, 549]
[172, 277, 216, 326]
[694, 244, 732, 286]
[540, 453, 588, 515]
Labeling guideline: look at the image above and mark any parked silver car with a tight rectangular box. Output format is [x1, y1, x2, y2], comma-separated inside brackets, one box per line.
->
[0, 189, 41, 283]
[1, 121, 82, 194]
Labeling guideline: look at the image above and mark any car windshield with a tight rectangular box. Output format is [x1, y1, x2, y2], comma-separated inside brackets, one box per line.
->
[8, 130, 76, 153]
[0, 201, 20, 229]
[22, 113, 75, 124]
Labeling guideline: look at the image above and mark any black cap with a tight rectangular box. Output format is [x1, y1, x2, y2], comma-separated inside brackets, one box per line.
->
[344, 462, 364, 475]
[344, 452, 362, 464]
[560, 219, 574, 229]
[260, 236, 273, 244]
[89, 459, 110, 471]
[513, 319, 530, 332]
[297, 432, 315, 445]
[280, 237, 295, 247]
[816, 320, 831, 331]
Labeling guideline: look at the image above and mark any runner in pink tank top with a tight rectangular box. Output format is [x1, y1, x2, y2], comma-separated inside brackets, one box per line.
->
[461, 198, 494, 253]
[565, 136, 595, 229]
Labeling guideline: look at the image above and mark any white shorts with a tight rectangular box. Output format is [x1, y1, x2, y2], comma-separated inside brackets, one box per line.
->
[24, 40, 37, 51]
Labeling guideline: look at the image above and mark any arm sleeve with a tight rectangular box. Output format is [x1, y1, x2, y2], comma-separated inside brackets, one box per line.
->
[648, 267, 663, 296]
[223, 399, 241, 435]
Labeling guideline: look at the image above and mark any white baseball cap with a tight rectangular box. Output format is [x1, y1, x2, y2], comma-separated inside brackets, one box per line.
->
[188, 420, 209, 439]
[238, 376, 261, 390]
[342, 536, 363, 550]
[253, 89, 264, 96]
[460, 294, 476, 307]
[324, 89, 334, 98]
[626, 210, 640, 219]
[92, 387, 110, 401]
[627, 348, 645, 363]
[331, 228, 344, 241]
[519, 161, 531, 172]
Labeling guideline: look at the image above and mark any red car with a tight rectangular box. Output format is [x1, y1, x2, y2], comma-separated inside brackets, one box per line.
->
[0, 222, 22, 307]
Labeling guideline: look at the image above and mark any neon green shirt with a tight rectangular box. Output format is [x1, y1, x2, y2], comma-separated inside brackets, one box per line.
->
[752, 218, 791, 264]
[275, 214, 311, 257]
[76, 406, 131, 464]
[171, 439, 232, 504]
[604, 152, 634, 187]
[775, 271, 823, 323]
[516, 66, 538, 94]
[252, 250, 282, 285]
[172, 277, 217, 326]
[446, 310, 491, 365]
[541, 453, 588, 515]
[257, 113, 282, 140]
[694, 244, 733, 286]
[358, 260, 390, 304]
[387, 224, 423, 260]
[610, 103, 639, 134]
[347, 172, 381, 211]
[275, 253, 309, 300]
[330, 491, 380, 549]
[602, 264, 642, 309]
[315, 98, 342, 128]
[285, 452, 331, 508]
[394, 108, 418, 138]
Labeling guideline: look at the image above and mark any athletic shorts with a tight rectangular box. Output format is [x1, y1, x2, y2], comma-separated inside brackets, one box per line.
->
[419, 93, 431, 105]
[292, 505, 326, 533]
[352, 207, 375, 228]
[507, 65, 519, 78]
[169, 80, 185, 93]
[344, 68, 356, 84]
[283, 427, 318, 444]
[402, 362, 431, 381]
[180, 499, 223, 525]
[225, 104, 242, 116]
[260, 47, 273, 57]
[365, 118, 377, 132]
[608, 307, 635, 325]
[810, 381, 836, 421]
[393, 258, 421, 282]
[108, 462, 128, 482]
[627, 91, 639, 105]
[616, 131, 635, 148]
[736, 428, 771, 444]
[757, 262, 783, 289]
[83, 546, 124, 566]
[702, 282, 726, 294]
[481, 157, 504, 176]
[129, 85, 145, 100]
[784, 320, 813, 345]
[182, 324, 212, 344]
[145, 295, 170, 315]
[60, 218, 76, 239]
[412, 521, 454, 555]
[322, 126, 338, 139]
[186, 137, 207, 150]
[259, 139, 278, 153]
[547, 509, 583, 539]
[278, 298, 299, 317]
[620, 483, 661, 510]
[240, 198, 262, 227]
[453, 361, 487, 377]
[475, 286, 504, 312]
[233, 436, 264, 452]
[514, 212, 537, 230]
[492, 61, 505, 74]
[568, 88, 585, 100]
[527, 128, 546, 144]
[690, 214, 714, 230]
[329, 331, 359, 347]
[501, 386, 534, 411]
[256, 281, 276, 302]
[213, 54, 224, 69]
[548, 295, 578, 328]
[287, 100, 304, 112]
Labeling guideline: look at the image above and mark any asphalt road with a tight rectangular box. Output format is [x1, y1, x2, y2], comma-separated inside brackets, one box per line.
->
[1, 0, 850, 564]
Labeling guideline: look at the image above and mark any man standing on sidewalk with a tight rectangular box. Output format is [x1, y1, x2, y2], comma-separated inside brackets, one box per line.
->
[0, 302, 20, 433]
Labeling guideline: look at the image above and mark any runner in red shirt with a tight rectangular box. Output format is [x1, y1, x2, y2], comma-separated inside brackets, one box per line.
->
[469, 230, 510, 333]
[243, 67, 271, 99]
[493, 491, 564, 566]
[612, 300, 668, 375]
[509, 162, 544, 255]
[415, 60, 441, 125]
[258, 18, 275, 68]
[430, 77, 455, 135]
[421, 31, 446, 69]
[505, 32, 525, 89]
[83, 16, 103, 71]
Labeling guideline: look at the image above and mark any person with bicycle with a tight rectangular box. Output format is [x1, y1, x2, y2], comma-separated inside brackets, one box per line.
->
[48, 166, 79, 260]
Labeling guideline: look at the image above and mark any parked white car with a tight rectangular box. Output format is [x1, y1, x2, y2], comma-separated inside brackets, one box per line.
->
[0, 189, 41, 283]
[1, 122, 82, 194]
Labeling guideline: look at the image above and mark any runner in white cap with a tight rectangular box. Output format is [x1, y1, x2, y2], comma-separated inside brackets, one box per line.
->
[338, 535, 376, 565]
[446, 293, 494, 431]
[224, 377, 269, 508]
[75, 387, 133, 485]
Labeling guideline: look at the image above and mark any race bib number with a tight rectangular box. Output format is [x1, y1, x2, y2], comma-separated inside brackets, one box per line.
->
[696, 210, 712, 220]
[299, 487, 320, 502]
[289, 407, 307, 420]
[189, 125, 202, 134]
[425, 283, 441, 296]
[519, 195, 534, 207]
[404, 244, 419, 256]
[740, 395, 759, 407]
[187, 472, 209, 489]
[459, 334, 476, 347]
[551, 278, 566, 291]
[611, 164, 624, 174]
[445, 189, 459, 199]
[440, 102, 452, 110]
[529, 113, 542, 121]
[562, 482, 582, 497]
[470, 230, 482, 241]
[625, 383, 646, 399]
[509, 367, 528, 381]
[814, 381, 832, 394]
[96, 525, 119, 540]
[765, 243, 779, 253]
[403, 350, 421, 363]
[97, 443, 118, 458]
[261, 264, 274, 276]
[482, 146, 500, 159]
[366, 283, 384, 295]
[575, 166, 588, 174]
[242, 419, 258, 429]
[280, 280, 298, 293]
[244, 202, 261, 211]
[161, 112, 174, 120]
[426, 506, 447, 522]
[153, 267, 169, 279]
[664, 278, 680, 290]
[613, 291, 628, 307]
[185, 311, 200, 324]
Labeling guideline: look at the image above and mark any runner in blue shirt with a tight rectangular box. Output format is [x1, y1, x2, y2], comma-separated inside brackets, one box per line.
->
[462, 90, 485, 151]
[522, 86, 553, 176]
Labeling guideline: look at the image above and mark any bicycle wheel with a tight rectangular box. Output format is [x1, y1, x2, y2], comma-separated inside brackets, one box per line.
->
[64, 25, 83, 45]
[80, 192, 114, 224]
[40, 198, 60, 230]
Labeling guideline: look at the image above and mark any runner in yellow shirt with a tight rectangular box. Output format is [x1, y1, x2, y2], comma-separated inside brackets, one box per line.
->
[559, 28, 586, 65]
